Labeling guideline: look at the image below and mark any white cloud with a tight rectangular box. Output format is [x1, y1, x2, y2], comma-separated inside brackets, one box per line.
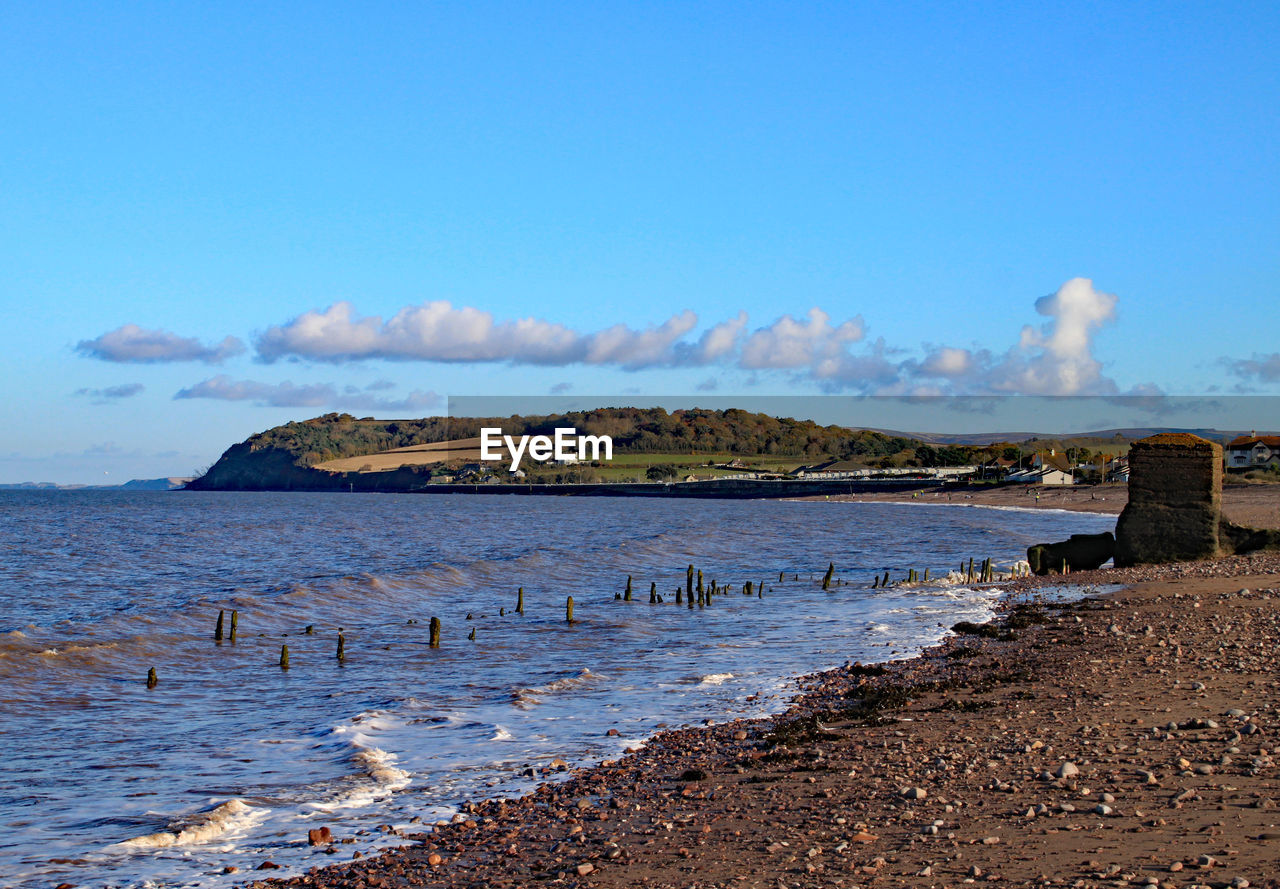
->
[891, 278, 1120, 396]
[77, 324, 245, 364]
[739, 308, 865, 370]
[174, 375, 442, 412]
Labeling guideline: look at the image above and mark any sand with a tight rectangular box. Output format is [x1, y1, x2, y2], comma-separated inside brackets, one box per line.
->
[253, 545, 1280, 889]
[811, 483, 1280, 530]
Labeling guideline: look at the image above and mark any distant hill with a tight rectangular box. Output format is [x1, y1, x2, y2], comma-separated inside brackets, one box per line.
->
[0, 477, 192, 491]
[188, 409, 934, 491]
[187, 409, 1255, 493]
[865, 427, 1256, 446]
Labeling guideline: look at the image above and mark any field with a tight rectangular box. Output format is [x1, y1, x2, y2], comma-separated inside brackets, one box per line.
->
[313, 439, 808, 479]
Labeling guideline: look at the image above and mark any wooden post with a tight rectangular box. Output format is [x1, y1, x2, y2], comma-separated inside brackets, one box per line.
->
[146, 667, 158, 689]
[429, 617, 441, 648]
[696, 570, 703, 596]
[822, 562, 834, 590]
[882, 571, 889, 587]
[650, 581, 657, 604]
[305, 625, 314, 635]
[924, 568, 930, 581]
[337, 633, 346, 662]
[872, 575, 879, 588]
[468, 627, 476, 641]
[566, 596, 575, 624]
[230, 610, 238, 642]
[517, 587, 524, 614]
[624, 576, 632, 601]
[687, 565, 694, 599]
[280, 645, 289, 670]
[676, 586, 683, 604]
[215, 610, 225, 641]
[745, 581, 753, 596]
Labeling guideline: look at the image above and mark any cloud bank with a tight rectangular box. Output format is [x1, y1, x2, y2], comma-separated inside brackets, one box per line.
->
[1226, 353, 1280, 386]
[243, 279, 1119, 394]
[175, 376, 441, 412]
[77, 324, 245, 364]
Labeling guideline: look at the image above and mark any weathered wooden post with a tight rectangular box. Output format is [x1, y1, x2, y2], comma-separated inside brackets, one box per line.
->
[468, 627, 476, 641]
[337, 633, 346, 662]
[280, 645, 289, 670]
[215, 610, 225, 641]
[882, 571, 890, 587]
[305, 625, 314, 635]
[429, 617, 441, 648]
[676, 586, 683, 604]
[745, 580, 753, 596]
[687, 565, 694, 599]
[230, 610, 239, 642]
[146, 667, 158, 689]
[872, 575, 879, 588]
[624, 576, 633, 601]
[566, 596, 575, 624]
[696, 570, 703, 596]
[779, 571, 785, 582]
[517, 587, 524, 614]
[822, 562, 834, 590]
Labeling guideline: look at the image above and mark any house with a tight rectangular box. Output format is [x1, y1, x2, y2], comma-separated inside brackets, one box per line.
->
[1104, 455, 1129, 482]
[1006, 450, 1075, 485]
[1225, 432, 1280, 471]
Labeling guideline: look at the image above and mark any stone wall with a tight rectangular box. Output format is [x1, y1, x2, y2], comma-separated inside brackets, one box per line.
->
[1114, 433, 1222, 566]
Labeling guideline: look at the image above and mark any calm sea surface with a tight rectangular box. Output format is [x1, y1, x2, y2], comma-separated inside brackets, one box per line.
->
[0, 490, 1114, 887]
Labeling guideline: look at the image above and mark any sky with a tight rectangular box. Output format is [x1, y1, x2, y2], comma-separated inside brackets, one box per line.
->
[2, 2, 1277, 483]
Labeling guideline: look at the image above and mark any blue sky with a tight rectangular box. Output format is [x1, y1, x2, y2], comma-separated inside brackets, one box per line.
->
[2, 2, 1277, 483]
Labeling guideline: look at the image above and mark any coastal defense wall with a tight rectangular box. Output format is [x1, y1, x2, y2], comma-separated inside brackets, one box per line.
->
[1114, 433, 1222, 566]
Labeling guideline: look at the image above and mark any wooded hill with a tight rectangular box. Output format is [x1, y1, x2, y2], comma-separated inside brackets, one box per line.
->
[186, 408, 1128, 491]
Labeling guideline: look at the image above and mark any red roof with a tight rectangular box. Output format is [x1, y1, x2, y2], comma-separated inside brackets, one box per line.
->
[1227, 435, 1280, 449]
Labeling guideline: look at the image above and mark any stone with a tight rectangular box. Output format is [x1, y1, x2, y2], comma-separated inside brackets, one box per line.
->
[1027, 532, 1115, 575]
[1055, 761, 1080, 779]
[900, 786, 927, 800]
[307, 826, 333, 846]
[576, 863, 595, 876]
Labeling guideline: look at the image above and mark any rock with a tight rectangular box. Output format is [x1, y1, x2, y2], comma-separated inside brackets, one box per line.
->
[307, 826, 333, 846]
[1028, 532, 1115, 575]
[1094, 804, 1113, 816]
[850, 831, 878, 843]
[576, 863, 595, 876]
[1055, 761, 1080, 778]
[256, 861, 280, 870]
[428, 852, 443, 866]
[900, 786, 926, 800]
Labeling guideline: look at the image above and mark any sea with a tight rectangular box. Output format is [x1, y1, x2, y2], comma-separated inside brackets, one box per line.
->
[0, 490, 1115, 888]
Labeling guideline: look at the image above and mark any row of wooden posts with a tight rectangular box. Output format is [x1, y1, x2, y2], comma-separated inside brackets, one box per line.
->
[145, 557, 1020, 687]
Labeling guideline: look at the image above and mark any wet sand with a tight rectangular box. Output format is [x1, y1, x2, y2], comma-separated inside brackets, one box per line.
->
[256, 548, 1280, 889]
[811, 483, 1280, 530]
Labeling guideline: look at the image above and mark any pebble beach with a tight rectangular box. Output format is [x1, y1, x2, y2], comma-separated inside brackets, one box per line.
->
[249, 491, 1280, 889]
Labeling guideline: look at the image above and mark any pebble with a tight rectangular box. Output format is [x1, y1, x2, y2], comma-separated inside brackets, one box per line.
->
[901, 786, 927, 800]
[1055, 762, 1080, 778]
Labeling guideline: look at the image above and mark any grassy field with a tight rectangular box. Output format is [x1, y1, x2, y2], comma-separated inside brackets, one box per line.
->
[314, 438, 809, 479]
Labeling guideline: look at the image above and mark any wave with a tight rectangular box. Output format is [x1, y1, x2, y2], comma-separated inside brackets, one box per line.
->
[112, 798, 261, 849]
[512, 668, 599, 708]
[697, 672, 734, 686]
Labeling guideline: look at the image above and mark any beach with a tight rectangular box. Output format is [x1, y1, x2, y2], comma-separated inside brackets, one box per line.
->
[809, 483, 1280, 530]
[252, 494, 1280, 889]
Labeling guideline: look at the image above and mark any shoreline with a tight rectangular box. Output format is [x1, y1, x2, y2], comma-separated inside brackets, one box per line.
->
[799, 483, 1280, 530]
[257, 551, 1280, 889]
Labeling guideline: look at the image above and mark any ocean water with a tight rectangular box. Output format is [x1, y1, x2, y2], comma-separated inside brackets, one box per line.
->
[0, 490, 1114, 887]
